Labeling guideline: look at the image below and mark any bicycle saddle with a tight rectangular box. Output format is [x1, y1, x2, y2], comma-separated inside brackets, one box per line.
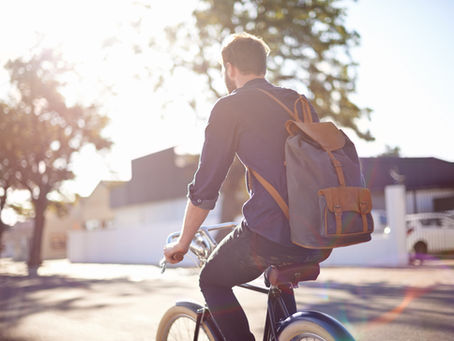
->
[264, 263, 320, 288]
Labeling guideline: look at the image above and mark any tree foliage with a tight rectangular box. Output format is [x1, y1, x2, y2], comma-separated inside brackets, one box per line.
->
[379, 145, 401, 157]
[0, 103, 19, 249]
[0, 49, 112, 271]
[162, 0, 373, 221]
[168, 0, 373, 141]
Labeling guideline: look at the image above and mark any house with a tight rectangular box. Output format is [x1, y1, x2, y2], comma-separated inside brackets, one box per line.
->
[1, 221, 33, 261]
[361, 157, 454, 214]
[77, 180, 125, 231]
[1, 181, 123, 262]
[68, 148, 223, 265]
[66, 152, 454, 266]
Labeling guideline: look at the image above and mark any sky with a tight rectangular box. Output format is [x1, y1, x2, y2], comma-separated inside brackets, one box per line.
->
[0, 0, 453, 212]
[345, 0, 454, 162]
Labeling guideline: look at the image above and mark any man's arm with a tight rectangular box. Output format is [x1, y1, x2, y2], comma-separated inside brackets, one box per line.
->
[163, 99, 236, 264]
[163, 199, 209, 264]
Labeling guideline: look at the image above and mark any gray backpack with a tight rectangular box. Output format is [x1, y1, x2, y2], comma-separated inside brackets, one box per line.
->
[249, 89, 373, 249]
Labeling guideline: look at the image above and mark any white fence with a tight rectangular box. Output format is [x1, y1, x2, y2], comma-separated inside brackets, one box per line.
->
[69, 185, 409, 267]
[68, 223, 194, 266]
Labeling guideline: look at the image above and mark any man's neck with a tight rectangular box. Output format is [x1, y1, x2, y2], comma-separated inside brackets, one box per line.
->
[235, 74, 264, 89]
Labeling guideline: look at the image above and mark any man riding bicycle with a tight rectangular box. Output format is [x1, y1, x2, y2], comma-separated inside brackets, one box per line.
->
[164, 32, 332, 341]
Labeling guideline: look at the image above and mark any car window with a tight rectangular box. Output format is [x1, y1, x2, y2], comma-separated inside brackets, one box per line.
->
[444, 218, 454, 229]
[420, 218, 442, 227]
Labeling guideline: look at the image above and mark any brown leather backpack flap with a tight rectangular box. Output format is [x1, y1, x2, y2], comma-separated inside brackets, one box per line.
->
[285, 121, 346, 151]
[319, 186, 372, 214]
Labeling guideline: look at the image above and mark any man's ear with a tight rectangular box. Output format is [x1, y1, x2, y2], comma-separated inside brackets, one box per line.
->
[226, 62, 236, 79]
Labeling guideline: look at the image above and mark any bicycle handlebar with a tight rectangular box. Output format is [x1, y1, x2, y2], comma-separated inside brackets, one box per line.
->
[160, 222, 237, 273]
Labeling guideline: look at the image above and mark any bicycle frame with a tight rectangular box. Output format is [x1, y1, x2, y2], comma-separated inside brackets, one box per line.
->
[188, 284, 292, 341]
[161, 222, 300, 341]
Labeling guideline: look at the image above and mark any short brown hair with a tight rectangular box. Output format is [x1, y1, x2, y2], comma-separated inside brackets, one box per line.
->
[221, 33, 270, 75]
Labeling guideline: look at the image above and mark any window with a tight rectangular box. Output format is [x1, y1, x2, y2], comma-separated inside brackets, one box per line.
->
[84, 219, 113, 231]
[420, 218, 442, 227]
[50, 234, 66, 250]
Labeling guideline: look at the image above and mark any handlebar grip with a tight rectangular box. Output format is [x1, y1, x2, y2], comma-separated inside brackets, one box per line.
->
[173, 253, 184, 261]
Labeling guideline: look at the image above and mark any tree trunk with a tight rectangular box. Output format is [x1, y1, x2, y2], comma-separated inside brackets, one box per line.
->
[0, 219, 4, 256]
[220, 157, 246, 222]
[0, 193, 7, 256]
[27, 197, 47, 276]
[217, 157, 247, 242]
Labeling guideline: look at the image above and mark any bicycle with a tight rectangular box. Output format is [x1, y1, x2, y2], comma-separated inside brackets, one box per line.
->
[157, 222, 355, 341]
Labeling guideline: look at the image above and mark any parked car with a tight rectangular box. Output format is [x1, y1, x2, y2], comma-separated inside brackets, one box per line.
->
[406, 212, 454, 264]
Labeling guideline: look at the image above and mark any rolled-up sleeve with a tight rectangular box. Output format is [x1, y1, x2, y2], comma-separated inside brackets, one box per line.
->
[187, 98, 238, 210]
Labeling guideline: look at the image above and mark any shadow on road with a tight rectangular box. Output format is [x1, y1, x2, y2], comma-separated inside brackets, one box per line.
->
[294, 280, 454, 339]
[0, 274, 192, 337]
[1, 261, 454, 341]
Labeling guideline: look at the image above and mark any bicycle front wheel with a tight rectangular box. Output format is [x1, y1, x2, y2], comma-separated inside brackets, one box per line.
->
[156, 302, 218, 341]
[277, 311, 355, 341]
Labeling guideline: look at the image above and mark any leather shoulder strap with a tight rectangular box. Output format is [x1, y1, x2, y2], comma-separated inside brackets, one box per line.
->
[257, 88, 298, 121]
[258, 88, 313, 123]
[248, 167, 289, 220]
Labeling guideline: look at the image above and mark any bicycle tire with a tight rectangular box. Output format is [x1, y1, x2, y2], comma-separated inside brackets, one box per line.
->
[156, 301, 218, 341]
[277, 311, 355, 341]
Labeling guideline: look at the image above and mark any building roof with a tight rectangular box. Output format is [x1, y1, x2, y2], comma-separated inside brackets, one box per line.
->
[360, 157, 454, 191]
[110, 150, 454, 208]
[110, 148, 198, 208]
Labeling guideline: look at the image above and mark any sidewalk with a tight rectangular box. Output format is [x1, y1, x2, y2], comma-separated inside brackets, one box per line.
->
[2, 256, 453, 285]
[1, 258, 454, 341]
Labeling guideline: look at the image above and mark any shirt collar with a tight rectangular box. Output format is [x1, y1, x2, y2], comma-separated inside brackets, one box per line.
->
[242, 78, 269, 89]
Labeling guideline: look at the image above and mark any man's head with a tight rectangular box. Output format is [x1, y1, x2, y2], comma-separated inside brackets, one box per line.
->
[221, 32, 270, 93]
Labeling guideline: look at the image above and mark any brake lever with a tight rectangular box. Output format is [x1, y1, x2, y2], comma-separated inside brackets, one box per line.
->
[159, 253, 184, 274]
[159, 258, 167, 274]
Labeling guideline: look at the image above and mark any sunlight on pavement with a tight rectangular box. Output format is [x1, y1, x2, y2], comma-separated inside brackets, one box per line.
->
[0, 258, 198, 281]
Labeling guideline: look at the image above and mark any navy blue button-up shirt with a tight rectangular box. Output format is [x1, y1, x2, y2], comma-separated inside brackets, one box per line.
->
[188, 78, 318, 247]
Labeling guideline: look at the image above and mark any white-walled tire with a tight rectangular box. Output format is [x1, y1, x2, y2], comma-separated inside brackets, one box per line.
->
[278, 312, 355, 341]
[156, 302, 217, 341]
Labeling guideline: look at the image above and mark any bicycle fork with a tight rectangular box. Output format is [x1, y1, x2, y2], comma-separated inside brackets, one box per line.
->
[193, 307, 206, 341]
[194, 306, 224, 341]
[264, 286, 291, 341]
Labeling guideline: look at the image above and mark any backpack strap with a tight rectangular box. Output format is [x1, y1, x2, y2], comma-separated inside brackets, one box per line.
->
[248, 167, 289, 220]
[251, 88, 313, 220]
[293, 96, 313, 123]
[257, 89, 299, 121]
[258, 88, 313, 123]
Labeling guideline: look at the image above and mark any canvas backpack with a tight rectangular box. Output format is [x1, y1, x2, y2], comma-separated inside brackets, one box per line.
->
[249, 89, 374, 249]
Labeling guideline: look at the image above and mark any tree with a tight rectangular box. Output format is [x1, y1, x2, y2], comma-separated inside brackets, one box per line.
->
[167, 0, 373, 138]
[124, 0, 373, 222]
[2, 49, 112, 273]
[0, 103, 19, 252]
[173, 0, 373, 220]
[379, 145, 401, 157]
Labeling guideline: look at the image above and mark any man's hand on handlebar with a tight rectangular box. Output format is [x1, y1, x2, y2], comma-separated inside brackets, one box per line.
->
[163, 241, 187, 264]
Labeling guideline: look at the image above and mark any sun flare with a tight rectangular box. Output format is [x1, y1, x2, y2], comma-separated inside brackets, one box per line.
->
[1, 0, 205, 200]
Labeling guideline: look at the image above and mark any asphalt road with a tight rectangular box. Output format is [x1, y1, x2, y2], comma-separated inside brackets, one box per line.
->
[1, 258, 454, 341]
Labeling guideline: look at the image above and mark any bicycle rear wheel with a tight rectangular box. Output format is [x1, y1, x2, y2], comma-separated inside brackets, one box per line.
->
[156, 302, 218, 341]
[277, 311, 355, 341]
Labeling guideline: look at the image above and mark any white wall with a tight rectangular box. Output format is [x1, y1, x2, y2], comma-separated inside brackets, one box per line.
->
[111, 198, 188, 230]
[68, 197, 222, 266]
[68, 223, 196, 266]
[407, 188, 454, 213]
[69, 185, 419, 267]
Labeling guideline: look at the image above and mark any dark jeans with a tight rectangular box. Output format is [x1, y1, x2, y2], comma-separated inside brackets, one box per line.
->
[199, 225, 331, 341]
